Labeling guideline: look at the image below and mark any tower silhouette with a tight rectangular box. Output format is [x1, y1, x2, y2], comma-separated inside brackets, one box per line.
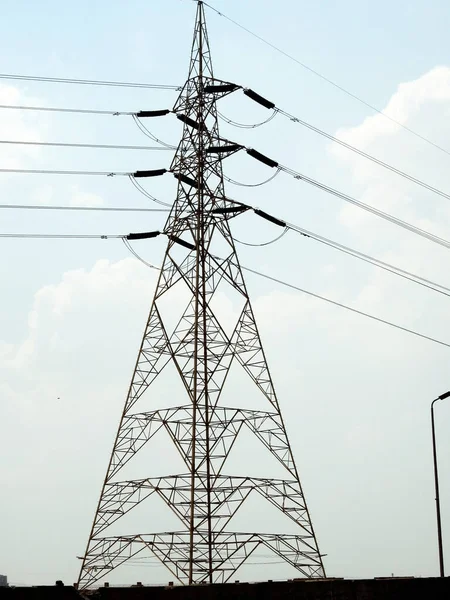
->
[78, 2, 324, 588]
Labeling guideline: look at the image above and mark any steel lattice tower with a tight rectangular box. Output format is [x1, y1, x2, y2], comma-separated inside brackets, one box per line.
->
[78, 2, 325, 588]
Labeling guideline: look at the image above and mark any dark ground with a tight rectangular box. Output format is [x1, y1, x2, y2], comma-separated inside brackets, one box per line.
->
[1, 578, 450, 600]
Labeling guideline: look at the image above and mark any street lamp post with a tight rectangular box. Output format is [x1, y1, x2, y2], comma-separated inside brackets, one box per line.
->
[431, 390, 450, 578]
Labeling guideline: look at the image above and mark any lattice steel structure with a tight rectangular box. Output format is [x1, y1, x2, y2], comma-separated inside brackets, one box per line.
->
[78, 2, 324, 589]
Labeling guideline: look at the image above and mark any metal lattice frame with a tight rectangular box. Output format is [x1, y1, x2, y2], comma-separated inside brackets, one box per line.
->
[78, 1, 324, 589]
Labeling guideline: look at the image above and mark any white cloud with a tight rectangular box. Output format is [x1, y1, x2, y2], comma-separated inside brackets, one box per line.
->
[331, 66, 450, 155]
[69, 185, 105, 207]
[1, 258, 153, 370]
[0, 85, 106, 211]
[323, 66, 450, 365]
[30, 183, 105, 207]
[327, 67, 450, 270]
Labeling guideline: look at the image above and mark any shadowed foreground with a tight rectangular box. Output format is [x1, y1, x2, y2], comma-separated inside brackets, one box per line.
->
[2, 578, 450, 600]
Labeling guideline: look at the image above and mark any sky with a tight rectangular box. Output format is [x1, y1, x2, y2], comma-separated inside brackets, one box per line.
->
[1, 0, 450, 587]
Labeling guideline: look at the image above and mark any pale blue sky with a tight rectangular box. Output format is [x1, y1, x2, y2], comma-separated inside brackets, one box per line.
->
[1, 0, 450, 588]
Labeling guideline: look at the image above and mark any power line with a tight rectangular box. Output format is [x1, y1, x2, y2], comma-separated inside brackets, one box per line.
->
[0, 168, 130, 176]
[121, 239, 450, 350]
[7, 199, 447, 298]
[132, 115, 177, 149]
[0, 103, 171, 119]
[241, 264, 450, 350]
[0, 103, 172, 118]
[5, 99, 446, 209]
[0, 168, 173, 208]
[129, 175, 173, 208]
[0, 204, 169, 213]
[223, 168, 281, 188]
[233, 227, 289, 247]
[275, 107, 450, 204]
[0, 233, 124, 239]
[239, 88, 450, 203]
[204, 2, 450, 159]
[279, 164, 450, 251]
[224, 200, 450, 298]
[243, 144, 450, 250]
[5, 156, 449, 256]
[285, 221, 450, 298]
[1, 230, 190, 246]
[122, 237, 161, 270]
[0, 103, 131, 115]
[218, 109, 277, 129]
[0, 139, 174, 151]
[0, 73, 180, 90]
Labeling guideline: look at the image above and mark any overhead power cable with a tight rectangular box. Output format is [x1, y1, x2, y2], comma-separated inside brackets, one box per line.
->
[9, 91, 442, 206]
[0, 167, 175, 209]
[0, 233, 124, 239]
[216, 201, 450, 298]
[132, 115, 177, 149]
[0, 103, 132, 116]
[0, 103, 173, 119]
[0, 168, 167, 178]
[4, 227, 447, 349]
[0, 230, 180, 245]
[203, 3, 450, 159]
[128, 176, 173, 208]
[240, 88, 450, 205]
[10, 154, 447, 254]
[233, 227, 289, 247]
[280, 164, 450, 251]
[241, 145, 450, 251]
[0, 204, 169, 213]
[240, 264, 450, 349]
[0, 169, 177, 213]
[275, 108, 450, 204]
[120, 238, 450, 350]
[0, 168, 130, 176]
[0, 139, 174, 151]
[223, 169, 281, 188]
[4, 148, 449, 255]
[0, 73, 180, 90]
[122, 237, 161, 270]
[285, 220, 450, 298]
[0, 232, 194, 258]
[217, 109, 277, 129]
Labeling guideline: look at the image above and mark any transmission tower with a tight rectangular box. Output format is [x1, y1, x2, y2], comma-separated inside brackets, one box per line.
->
[78, 2, 325, 588]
